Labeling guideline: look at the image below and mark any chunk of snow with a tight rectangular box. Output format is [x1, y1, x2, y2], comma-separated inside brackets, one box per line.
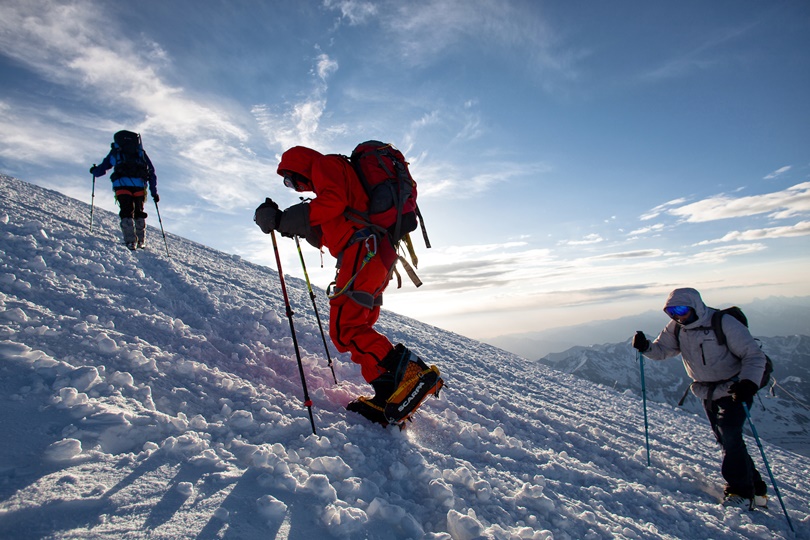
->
[44, 438, 82, 461]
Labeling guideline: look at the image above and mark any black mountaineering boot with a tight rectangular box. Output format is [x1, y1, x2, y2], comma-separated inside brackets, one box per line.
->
[346, 373, 395, 426]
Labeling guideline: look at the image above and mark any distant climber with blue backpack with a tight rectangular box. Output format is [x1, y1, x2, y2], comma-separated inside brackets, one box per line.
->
[90, 130, 158, 250]
[632, 287, 769, 509]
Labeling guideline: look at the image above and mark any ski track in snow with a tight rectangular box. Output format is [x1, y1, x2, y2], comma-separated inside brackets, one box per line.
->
[0, 174, 808, 539]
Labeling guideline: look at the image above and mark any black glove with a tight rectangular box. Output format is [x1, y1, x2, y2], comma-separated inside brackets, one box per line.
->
[729, 379, 758, 403]
[277, 202, 310, 238]
[254, 198, 281, 234]
[89, 166, 98, 176]
[152, 192, 160, 203]
[632, 331, 649, 352]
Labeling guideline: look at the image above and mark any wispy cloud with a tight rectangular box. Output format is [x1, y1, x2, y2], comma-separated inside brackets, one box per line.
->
[526, 284, 658, 308]
[689, 243, 767, 264]
[408, 244, 556, 293]
[639, 23, 755, 82]
[668, 182, 810, 222]
[1, 3, 244, 142]
[588, 249, 666, 261]
[628, 223, 665, 236]
[695, 220, 810, 245]
[0, 101, 101, 165]
[640, 198, 688, 221]
[315, 53, 339, 80]
[0, 0, 266, 210]
[764, 165, 791, 180]
[413, 159, 551, 199]
[252, 51, 345, 152]
[371, 0, 575, 80]
[443, 242, 529, 255]
[385, 232, 784, 333]
[322, 0, 378, 26]
[453, 101, 484, 143]
[561, 233, 604, 246]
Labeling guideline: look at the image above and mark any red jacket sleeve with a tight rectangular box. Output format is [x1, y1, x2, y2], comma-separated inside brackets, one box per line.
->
[308, 156, 368, 256]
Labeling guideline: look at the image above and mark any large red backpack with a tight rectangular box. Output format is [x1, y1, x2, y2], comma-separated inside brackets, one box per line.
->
[347, 141, 429, 248]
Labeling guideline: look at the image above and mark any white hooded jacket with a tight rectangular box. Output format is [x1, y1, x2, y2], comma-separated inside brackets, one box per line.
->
[642, 288, 767, 401]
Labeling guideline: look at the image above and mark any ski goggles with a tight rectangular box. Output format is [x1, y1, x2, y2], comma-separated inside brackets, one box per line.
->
[664, 305, 691, 318]
[282, 173, 299, 190]
[282, 171, 310, 192]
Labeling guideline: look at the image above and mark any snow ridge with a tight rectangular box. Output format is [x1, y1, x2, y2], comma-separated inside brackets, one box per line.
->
[0, 174, 807, 539]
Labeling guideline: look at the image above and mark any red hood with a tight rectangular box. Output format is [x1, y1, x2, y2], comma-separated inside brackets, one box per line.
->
[277, 146, 323, 191]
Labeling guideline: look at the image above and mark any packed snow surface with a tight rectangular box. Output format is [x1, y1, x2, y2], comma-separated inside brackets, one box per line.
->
[1, 174, 807, 539]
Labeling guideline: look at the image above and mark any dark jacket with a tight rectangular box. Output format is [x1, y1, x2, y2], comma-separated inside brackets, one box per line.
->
[94, 147, 157, 197]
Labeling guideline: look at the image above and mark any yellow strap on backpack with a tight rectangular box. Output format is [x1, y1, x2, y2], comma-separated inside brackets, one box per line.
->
[403, 233, 418, 268]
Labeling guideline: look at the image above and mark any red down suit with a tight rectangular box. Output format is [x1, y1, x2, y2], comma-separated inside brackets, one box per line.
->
[277, 146, 395, 383]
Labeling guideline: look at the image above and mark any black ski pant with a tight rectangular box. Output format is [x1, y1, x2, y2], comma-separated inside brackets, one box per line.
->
[115, 188, 147, 220]
[703, 396, 765, 498]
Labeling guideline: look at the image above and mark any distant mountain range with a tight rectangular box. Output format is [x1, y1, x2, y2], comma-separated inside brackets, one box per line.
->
[487, 296, 810, 359]
[533, 335, 810, 458]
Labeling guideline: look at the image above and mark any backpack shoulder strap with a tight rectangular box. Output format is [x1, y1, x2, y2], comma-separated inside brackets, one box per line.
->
[414, 204, 430, 249]
[711, 309, 728, 347]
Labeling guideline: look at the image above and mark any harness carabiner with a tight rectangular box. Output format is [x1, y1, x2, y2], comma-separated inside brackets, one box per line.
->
[327, 231, 378, 301]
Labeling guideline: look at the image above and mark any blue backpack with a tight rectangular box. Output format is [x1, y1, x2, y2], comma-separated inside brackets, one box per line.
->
[110, 130, 149, 180]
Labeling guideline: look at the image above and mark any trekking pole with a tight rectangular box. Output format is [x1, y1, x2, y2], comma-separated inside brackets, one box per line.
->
[743, 402, 794, 532]
[89, 165, 97, 232]
[637, 350, 651, 466]
[153, 200, 171, 257]
[295, 235, 338, 384]
[271, 230, 317, 435]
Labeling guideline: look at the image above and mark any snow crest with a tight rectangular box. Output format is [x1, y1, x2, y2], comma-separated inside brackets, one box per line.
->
[0, 174, 807, 539]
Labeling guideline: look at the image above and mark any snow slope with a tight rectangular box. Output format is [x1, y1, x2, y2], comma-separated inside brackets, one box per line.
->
[0, 174, 807, 539]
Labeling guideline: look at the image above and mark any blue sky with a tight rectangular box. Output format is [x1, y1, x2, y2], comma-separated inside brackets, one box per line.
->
[1, 0, 809, 342]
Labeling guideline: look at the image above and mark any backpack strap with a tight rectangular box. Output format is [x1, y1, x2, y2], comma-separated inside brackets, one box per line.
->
[403, 233, 418, 268]
[677, 382, 694, 406]
[415, 203, 431, 249]
[396, 254, 422, 288]
[327, 232, 379, 302]
[343, 207, 387, 236]
[342, 209, 423, 289]
[711, 310, 728, 346]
